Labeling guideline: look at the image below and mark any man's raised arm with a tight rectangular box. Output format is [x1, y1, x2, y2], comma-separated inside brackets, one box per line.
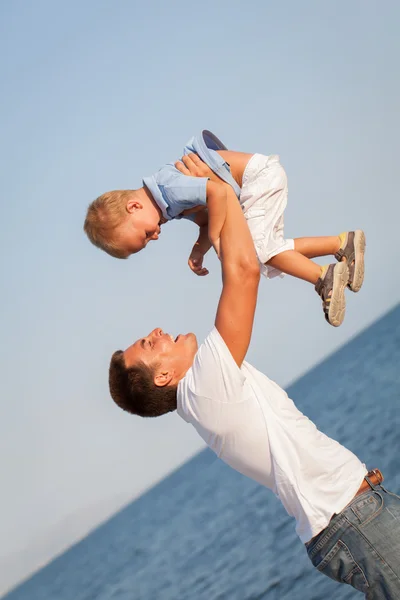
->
[214, 181, 260, 366]
[175, 154, 260, 366]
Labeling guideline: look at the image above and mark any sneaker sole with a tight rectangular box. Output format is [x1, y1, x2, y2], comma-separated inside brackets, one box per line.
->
[328, 262, 349, 327]
[349, 229, 366, 293]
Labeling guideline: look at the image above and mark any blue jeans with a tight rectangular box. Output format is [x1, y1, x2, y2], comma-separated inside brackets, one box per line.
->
[306, 480, 400, 599]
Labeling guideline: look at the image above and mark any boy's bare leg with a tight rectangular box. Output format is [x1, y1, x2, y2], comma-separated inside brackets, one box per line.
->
[266, 251, 322, 284]
[293, 236, 341, 259]
[266, 236, 342, 283]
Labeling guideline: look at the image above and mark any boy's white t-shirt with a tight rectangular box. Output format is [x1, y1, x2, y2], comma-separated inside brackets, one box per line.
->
[177, 328, 367, 543]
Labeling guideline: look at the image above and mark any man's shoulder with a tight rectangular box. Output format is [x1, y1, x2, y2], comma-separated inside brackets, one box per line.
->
[180, 328, 246, 398]
[193, 327, 232, 367]
[177, 328, 250, 427]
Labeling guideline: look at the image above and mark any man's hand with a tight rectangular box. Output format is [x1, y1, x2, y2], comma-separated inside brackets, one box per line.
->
[188, 245, 209, 276]
[175, 153, 221, 182]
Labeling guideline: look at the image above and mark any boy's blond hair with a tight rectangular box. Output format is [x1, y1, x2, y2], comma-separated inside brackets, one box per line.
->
[84, 190, 135, 259]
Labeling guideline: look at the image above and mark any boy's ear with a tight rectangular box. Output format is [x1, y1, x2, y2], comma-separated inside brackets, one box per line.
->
[126, 198, 142, 214]
[154, 370, 174, 388]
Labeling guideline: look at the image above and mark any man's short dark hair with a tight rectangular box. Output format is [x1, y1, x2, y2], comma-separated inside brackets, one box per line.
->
[109, 351, 177, 417]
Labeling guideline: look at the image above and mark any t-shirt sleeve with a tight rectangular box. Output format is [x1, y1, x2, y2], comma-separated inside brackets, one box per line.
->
[159, 169, 208, 219]
[183, 327, 246, 404]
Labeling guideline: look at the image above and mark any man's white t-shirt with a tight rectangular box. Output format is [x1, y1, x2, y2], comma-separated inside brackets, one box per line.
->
[177, 328, 367, 543]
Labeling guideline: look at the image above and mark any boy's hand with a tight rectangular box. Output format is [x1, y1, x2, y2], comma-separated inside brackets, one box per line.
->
[175, 153, 221, 182]
[188, 245, 209, 276]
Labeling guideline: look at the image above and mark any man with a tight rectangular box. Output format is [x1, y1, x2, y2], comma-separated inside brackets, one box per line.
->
[109, 155, 400, 598]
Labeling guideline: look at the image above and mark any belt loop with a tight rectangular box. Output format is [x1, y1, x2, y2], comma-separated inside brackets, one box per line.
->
[364, 476, 378, 491]
[364, 469, 383, 491]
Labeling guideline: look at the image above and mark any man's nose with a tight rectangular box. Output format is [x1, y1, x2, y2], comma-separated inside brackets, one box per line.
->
[151, 232, 159, 240]
[151, 328, 163, 337]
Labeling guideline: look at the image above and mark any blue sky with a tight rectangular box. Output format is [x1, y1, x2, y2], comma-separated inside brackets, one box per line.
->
[1, 0, 399, 593]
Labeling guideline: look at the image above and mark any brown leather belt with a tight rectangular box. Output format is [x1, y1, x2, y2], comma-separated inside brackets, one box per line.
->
[354, 469, 384, 498]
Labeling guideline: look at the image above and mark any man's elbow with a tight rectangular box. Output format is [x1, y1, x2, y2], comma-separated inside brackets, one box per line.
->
[224, 258, 260, 284]
[243, 261, 261, 285]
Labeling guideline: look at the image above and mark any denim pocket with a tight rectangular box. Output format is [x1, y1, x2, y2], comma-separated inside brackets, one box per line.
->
[350, 491, 383, 526]
[315, 539, 369, 593]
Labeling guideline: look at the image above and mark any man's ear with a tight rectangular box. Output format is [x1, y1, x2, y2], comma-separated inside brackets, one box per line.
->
[154, 370, 174, 388]
[126, 198, 142, 214]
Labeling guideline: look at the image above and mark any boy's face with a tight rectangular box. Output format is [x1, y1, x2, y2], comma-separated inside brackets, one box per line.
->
[115, 198, 162, 257]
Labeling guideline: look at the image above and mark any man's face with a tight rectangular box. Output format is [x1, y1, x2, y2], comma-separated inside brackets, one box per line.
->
[115, 202, 162, 257]
[124, 328, 198, 386]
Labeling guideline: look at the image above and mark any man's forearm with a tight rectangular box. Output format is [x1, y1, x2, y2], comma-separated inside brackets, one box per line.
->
[219, 186, 259, 274]
[214, 172, 260, 367]
[173, 151, 259, 367]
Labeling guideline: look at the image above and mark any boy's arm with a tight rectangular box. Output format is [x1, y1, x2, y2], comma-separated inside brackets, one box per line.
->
[189, 222, 211, 276]
[186, 181, 226, 275]
[176, 156, 228, 262]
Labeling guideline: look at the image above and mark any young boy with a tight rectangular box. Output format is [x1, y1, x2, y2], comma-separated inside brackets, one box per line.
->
[84, 130, 365, 327]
